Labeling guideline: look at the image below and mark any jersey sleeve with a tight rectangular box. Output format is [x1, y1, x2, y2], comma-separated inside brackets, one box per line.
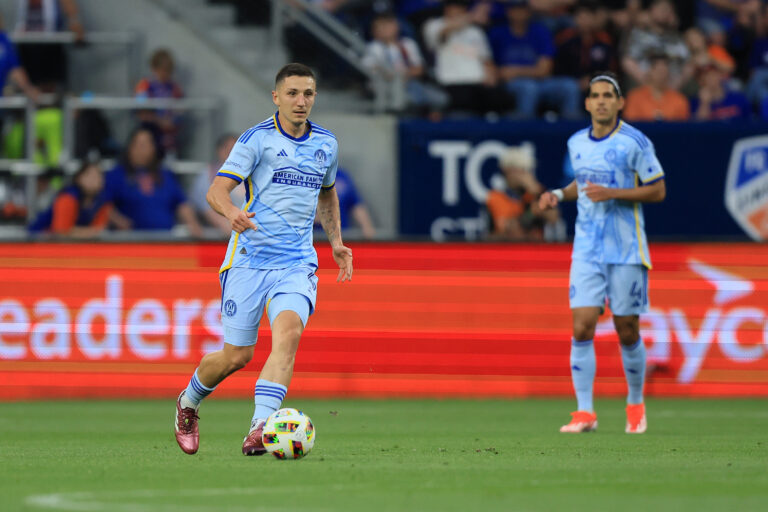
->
[630, 137, 665, 185]
[217, 132, 261, 184]
[322, 141, 339, 189]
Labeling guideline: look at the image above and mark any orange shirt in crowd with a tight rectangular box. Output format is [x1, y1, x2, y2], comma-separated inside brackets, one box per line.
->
[486, 190, 534, 234]
[50, 193, 111, 234]
[623, 86, 691, 121]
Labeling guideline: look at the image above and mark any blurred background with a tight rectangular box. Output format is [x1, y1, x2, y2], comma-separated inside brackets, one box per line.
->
[1, 0, 767, 400]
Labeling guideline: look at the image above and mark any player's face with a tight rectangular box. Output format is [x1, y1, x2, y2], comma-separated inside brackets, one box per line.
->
[585, 81, 624, 124]
[272, 75, 317, 126]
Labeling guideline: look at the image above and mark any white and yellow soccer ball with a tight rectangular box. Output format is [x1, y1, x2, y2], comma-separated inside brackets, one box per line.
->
[261, 408, 315, 460]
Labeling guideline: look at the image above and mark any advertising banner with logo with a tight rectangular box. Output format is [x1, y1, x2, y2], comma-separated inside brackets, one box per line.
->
[1, 242, 767, 400]
[399, 119, 768, 240]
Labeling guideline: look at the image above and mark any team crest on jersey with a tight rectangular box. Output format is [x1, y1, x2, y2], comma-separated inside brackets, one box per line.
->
[314, 149, 327, 163]
[725, 135, 768, 240]
[224, 299, 237, 317]
[604, 149, 618, 164]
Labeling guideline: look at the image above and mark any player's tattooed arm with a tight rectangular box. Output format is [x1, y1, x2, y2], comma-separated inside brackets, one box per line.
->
[318, 187, 342, 246]
[318, 187, 353, 282]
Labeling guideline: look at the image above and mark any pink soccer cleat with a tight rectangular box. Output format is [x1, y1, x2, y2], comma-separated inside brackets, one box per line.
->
[560, 411, 598, 433]
[242, 419, 267, 456]
[625, 403, 647, 434]
[174, 392, 200, 454]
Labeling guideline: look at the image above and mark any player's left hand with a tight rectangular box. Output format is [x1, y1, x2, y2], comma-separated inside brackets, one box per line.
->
[584, 181, 615, 202]
[332, 245, 353, 282]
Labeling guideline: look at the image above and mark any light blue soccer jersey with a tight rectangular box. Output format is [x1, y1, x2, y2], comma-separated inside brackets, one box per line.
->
[216, 113, 338, 272]
[567, 120, 664, 268]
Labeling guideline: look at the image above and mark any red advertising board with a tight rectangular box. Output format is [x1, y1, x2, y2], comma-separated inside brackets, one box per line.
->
[1, 242, 767, 399]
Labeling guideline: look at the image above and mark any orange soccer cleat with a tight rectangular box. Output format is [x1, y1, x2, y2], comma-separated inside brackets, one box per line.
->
[625, 403, 647, 434]
[560, 411, 598, 433]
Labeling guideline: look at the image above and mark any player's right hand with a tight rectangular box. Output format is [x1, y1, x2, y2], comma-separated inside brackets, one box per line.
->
[538, 191, 559, 210]
[229, 211, 258, 233]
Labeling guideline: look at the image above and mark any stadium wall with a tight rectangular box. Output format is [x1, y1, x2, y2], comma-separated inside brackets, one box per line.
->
[399, 119, 768, 241]
[1, 242, 767, 400]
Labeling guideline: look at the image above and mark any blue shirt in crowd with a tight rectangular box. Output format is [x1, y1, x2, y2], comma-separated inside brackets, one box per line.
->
[0, 32, 20, 93]
[104, 163, 187, 230]
[488, 22, 554, 67]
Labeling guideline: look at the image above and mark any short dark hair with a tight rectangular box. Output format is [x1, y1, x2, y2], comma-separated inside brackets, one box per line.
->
[150, 48, 174, 70]
[589, 71, 622, 97]
[275, 63, 316, 88]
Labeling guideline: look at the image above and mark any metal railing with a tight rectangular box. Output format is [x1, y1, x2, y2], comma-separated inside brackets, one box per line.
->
[1, 95, 223, 222]
[9, 31, 142, 93]
[270, 0, 385, 111]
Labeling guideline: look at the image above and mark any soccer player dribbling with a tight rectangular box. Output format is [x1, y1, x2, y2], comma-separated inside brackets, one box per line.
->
[174, 63, 353, 455]
[539, 72, 666, 434]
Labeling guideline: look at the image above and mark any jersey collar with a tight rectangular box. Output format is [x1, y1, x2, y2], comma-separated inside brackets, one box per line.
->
[588, 119, 622, 142]
[273, 112, 312, 142]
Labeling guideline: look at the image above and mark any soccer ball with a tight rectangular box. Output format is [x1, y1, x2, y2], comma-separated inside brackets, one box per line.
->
[261, 408, 315, 460]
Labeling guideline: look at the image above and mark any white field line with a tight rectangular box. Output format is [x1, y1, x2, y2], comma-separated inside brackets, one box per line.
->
[26, 487, 345, 512]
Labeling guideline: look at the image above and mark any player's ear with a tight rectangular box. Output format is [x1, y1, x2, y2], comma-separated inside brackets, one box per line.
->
[271, 90, 279, 106]
[617, 96, 625, 110]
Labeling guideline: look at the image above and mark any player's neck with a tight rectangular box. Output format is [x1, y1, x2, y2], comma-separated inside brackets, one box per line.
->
[277, 112, 308, 138]
[591, 117, 618, 139]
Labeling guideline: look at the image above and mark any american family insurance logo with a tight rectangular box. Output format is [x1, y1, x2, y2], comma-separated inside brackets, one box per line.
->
[725, 135, 768, 240]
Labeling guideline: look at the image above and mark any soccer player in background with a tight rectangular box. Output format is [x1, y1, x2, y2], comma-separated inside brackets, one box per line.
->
[539, 72, 666, 434]
[174, 63, 353, 455]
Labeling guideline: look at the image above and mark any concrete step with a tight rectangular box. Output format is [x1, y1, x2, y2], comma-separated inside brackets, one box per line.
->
[179, 4, 235, 28]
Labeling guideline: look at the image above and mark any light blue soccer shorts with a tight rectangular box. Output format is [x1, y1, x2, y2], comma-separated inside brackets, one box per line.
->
[569, 260, 649, 315]
[219, 265, 318, 346]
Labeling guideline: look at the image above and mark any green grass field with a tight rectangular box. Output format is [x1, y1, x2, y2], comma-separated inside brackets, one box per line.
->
[1, 398, 766, 511]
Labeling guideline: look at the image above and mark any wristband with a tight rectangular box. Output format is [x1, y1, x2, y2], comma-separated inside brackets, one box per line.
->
[551, 189, 564, 201]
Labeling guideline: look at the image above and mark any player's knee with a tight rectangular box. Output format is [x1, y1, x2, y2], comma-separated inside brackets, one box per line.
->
[227, 350, 253, 372]
[573, 321, 596, 341]
[614, 318, 639, 345]
[617, 329, 640, 346]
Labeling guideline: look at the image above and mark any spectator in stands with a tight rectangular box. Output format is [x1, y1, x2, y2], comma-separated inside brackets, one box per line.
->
[314, 167, 376, 239]
[622, 0, 690, 90]
[14, 0, 84, 92]
[745, 4, 768, 113]
[0, 21, 38, 99]
[624, 54, 691, 121]
[554, 1, 618, 94]
[726, 0, 761, 84]
[489, 0, 581, 119]
[105, 126, 202, 236]
[135, 49, 185, 155]
[485, 144, 565, 241]
[189, 133, 244, 237]
[690, 56, 751, 120]
[29, 161, 111, 237]
[422, 0, 516, 116]
[696, 0, 743, 34]
[528, 0, 577, 33]
[682, 26, 736, 94]
[362, 11, 448, 114]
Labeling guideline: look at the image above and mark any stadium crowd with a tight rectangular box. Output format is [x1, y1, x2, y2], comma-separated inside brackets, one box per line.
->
[3, 0, 768, 240]
[317, 0, 768, 120]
